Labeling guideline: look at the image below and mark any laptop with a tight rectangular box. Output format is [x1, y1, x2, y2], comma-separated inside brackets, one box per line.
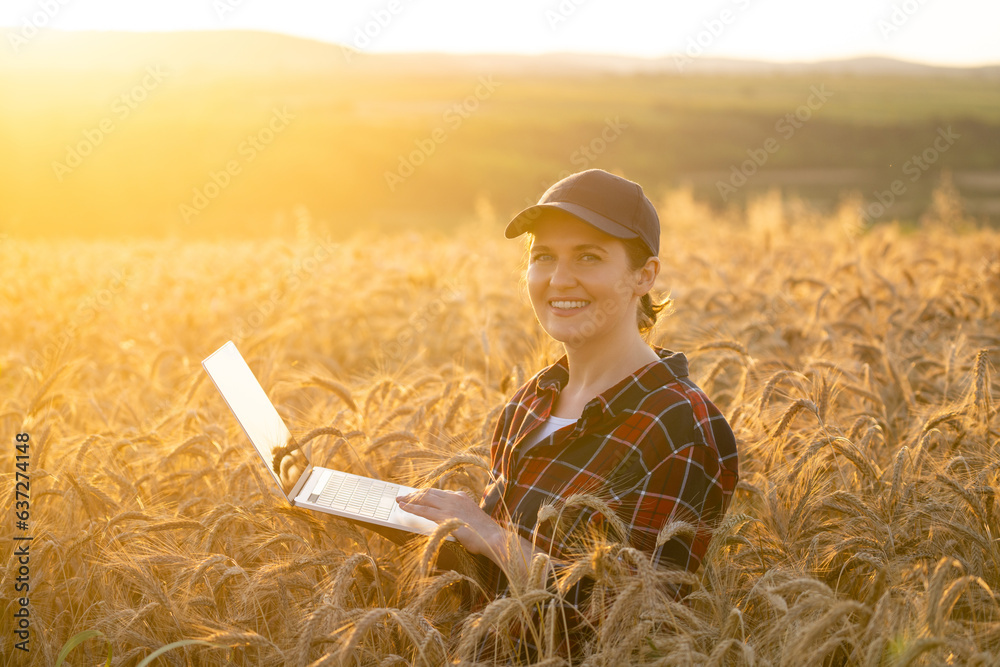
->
[201, 340, 455, 545]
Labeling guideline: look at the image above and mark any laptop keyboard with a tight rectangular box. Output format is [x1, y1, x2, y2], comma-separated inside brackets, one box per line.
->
[307, 470, 401, 521]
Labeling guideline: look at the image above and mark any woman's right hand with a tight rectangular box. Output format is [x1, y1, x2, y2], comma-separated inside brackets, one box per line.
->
[396, 488, 505, 558]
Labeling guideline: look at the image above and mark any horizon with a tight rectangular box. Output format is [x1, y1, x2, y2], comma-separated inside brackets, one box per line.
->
[5, 27, 999, 71]
[2, 0, 998, 67]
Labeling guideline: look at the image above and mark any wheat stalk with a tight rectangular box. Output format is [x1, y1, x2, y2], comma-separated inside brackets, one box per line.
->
[304, 376, 359, 412]
[365, 430, 421, 454]
[771, 398, 820, 438]
[417, 517, 465, 580]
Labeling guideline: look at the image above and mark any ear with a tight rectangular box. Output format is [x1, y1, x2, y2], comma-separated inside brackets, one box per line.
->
[634, 256, 660, 296]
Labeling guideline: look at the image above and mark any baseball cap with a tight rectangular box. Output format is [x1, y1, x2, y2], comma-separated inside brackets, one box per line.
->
[504, 169, 660, 256]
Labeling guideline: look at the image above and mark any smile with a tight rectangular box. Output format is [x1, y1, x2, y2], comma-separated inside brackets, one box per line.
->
[549, 299, 591, 313]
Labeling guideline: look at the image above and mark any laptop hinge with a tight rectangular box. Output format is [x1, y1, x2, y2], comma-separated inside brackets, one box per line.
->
[287, 462, 314, 503]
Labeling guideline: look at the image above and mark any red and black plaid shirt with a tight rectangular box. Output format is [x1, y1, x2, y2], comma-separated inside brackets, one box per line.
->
[472, 346, 739, 660]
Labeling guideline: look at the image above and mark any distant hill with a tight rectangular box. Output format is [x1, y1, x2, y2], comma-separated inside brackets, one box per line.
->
[1, 29, 998, 238]
[2, 29, 998, 79]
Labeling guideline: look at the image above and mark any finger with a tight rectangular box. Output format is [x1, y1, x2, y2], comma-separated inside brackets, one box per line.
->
[399, 488, 439, 502]
[396, 499, 419, 514]
[397, 492, 450, 512]
[399, 488, 456, 507]
[397, 491, 435, 507]
[398, 499, 448, 521]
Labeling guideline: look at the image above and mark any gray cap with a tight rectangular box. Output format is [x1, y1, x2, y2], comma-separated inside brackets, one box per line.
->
[504, 169, 659, 256]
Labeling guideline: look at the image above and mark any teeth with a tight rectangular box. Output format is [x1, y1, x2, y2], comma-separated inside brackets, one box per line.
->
[551, 300, 590, 309]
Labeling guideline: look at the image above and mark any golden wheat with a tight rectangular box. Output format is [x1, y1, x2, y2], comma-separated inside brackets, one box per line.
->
[2, 203, 999, 666]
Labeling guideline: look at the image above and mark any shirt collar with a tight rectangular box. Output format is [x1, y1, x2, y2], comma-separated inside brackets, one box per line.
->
[535, 345, 689, 421]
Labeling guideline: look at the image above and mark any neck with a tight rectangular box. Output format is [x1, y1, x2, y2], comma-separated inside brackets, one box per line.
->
[561, 323, 659, 396]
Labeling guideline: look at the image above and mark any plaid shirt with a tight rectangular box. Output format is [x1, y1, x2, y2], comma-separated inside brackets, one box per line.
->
[472, 346, 739, 660]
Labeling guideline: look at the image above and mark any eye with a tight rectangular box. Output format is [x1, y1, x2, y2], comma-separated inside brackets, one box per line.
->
[530, 253, 552, 263]
[581, 253, 601, 262]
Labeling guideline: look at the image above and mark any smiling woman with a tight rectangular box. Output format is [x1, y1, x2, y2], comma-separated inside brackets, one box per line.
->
[397, 168, 740, 662]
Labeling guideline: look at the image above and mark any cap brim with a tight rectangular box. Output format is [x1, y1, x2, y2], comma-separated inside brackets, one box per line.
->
[504, 202, 640, 240]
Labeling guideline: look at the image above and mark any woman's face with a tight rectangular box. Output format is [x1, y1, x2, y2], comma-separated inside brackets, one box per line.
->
[526, 209, 656, 349]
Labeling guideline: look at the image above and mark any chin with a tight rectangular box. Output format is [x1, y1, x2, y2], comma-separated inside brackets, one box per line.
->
[542, 324, 590, 347]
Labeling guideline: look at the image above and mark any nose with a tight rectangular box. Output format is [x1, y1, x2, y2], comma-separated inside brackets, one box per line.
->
[549, 257, 577, 289]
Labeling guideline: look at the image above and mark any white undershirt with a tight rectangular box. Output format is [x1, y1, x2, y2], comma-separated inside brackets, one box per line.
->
[518, 414, 578, 453]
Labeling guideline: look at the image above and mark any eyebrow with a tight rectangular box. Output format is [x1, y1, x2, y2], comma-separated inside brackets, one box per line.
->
[530, 243, 607, 252]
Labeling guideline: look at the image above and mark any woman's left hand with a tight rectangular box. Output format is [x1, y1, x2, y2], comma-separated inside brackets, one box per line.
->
[396, 488, 502, 558]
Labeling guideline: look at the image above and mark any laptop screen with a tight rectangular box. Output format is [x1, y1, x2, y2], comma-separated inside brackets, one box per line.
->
[202, 341, 310, 497]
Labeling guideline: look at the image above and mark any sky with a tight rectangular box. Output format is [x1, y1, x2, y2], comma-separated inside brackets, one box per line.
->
[1, 0, 998, 66]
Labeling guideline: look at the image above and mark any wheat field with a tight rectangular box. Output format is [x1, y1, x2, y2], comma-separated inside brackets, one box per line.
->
[1, 189, 999, 666]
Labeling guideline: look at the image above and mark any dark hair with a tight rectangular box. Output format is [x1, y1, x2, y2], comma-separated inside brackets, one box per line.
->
[621, 236, 672, 337]
[520, 233, 672, 338]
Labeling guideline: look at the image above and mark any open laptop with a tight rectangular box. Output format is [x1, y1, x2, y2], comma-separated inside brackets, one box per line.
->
[201, 340, 455, 544]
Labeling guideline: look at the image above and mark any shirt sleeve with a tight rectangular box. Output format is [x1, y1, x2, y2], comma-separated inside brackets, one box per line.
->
[614, 440, 727, 573]
[471, 392, 519, 608]
[568, 399, 734, 580]
[480, 394, 516, 515]
[519, 442, 727, 662]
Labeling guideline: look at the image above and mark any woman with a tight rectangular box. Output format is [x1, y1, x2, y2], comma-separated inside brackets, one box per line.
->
[397, 168, 739, 659]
